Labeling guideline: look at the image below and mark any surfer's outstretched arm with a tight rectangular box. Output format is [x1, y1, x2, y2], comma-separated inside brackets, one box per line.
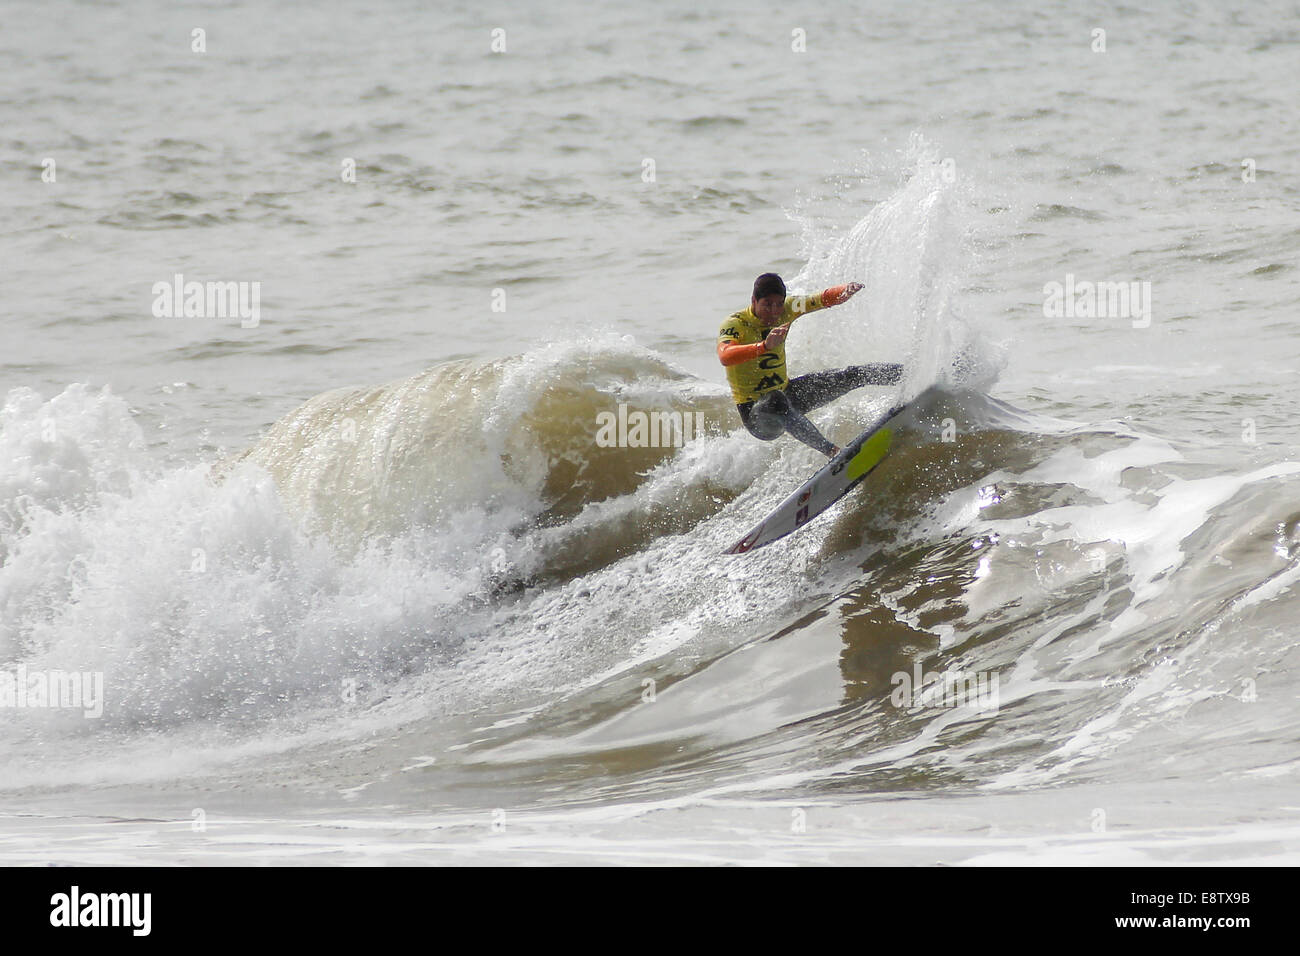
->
[818, 281, 864, 307]
[792, 281, 865, 316]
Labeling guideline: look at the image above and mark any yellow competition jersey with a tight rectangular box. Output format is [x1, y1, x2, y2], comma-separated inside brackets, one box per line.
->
[717, 293, 829, 404]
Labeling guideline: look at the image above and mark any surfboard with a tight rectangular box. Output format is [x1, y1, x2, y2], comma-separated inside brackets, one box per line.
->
[724, 401, 909, 554]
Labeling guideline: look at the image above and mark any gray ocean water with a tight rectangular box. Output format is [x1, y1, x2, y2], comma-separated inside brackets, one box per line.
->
[2, 0, 1299, 864]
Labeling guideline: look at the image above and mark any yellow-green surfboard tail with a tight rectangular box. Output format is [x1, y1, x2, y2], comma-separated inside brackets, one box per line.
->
[846, 427, 893, 482]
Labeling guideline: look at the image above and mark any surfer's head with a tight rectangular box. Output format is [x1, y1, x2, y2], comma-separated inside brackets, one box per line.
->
[751, 273, 786, 324]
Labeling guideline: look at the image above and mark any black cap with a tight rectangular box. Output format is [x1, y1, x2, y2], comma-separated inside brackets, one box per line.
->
[752, 273, 786, 301]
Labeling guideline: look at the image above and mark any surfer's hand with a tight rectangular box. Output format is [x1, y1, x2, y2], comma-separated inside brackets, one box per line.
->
[764, 325, 789, 348]
[844, 281, 864, 297]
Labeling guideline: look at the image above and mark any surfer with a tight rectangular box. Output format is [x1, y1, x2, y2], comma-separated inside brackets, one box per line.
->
[717, 273, 903, 457]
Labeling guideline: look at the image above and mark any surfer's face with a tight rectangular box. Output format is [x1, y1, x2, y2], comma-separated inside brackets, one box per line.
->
[752, 294, 785, 325]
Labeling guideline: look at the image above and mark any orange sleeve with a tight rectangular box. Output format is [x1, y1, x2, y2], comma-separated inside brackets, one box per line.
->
[820, 284, 851, 307]
[717, 340, 765, 367]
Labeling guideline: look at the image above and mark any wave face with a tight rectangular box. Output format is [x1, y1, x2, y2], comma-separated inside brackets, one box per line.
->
[2, 141, 1297, 866]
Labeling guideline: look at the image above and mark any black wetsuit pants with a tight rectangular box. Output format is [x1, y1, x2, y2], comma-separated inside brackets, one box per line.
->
[736, 363, 903, 456]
